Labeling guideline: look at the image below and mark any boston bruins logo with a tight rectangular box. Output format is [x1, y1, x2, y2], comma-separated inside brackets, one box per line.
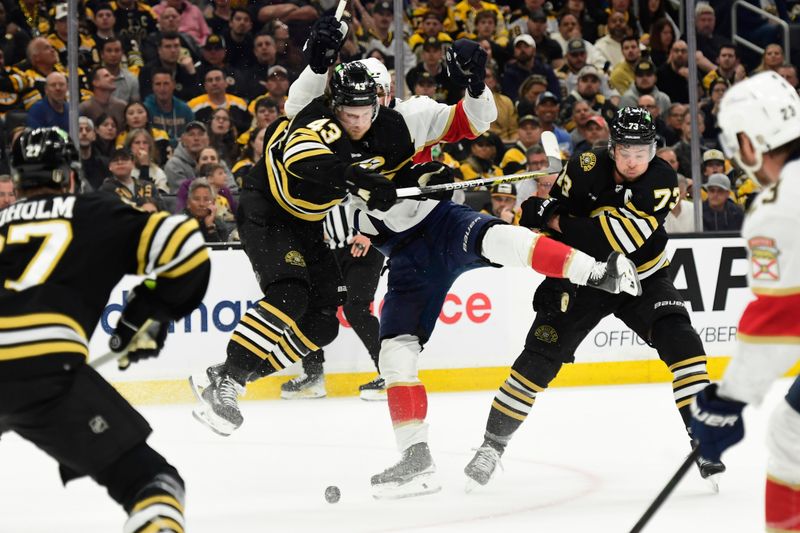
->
[534, 325, 559, 344]
[285, 250, 306, 267]
[579, 152, 596, 171]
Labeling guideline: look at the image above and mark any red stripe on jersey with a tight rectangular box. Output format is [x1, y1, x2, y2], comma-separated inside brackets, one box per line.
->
[530, 236, 573, 278]
[738, 293, 800, 337]
[387, 384, 428, 426]
[412, 101, 477, 164]
[766, 477, 800, 531]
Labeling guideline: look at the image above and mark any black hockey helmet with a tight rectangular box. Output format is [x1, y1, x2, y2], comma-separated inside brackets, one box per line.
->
[331, 62, 378, 120]
[608, 107, 657, 160]
[11, 127, 80, 191]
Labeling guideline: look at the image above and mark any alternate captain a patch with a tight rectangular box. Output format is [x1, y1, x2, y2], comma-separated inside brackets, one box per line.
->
[748, 236, 780, 280]
[579, 152, 596, 171]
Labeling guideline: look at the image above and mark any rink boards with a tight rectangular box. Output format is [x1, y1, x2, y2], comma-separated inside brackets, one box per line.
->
[88, 235, 800, 404]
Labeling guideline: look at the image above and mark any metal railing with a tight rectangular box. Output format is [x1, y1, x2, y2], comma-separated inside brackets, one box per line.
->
[732, 0, 791, 64]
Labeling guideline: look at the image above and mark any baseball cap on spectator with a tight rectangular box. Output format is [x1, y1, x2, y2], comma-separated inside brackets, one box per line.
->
[702, 149, 725, 164]
[514, 34, 535, 48]
[473, 130, 500, 146]
[634, 60, 656, 76]
[577, 65, 601, 80]
[491, 183, 517, 198]
[204, 34, 226, 50]
[704, 173, 731, 191]
[536, 91, 559, 105]
[184, 121, 207, 133]
[421, 10, 442, 21]
[55, 3, 68, 19]
[415, 71, 436, 86]
[109, 148, 133, 161]
[696, 3, 714, 15]
[422, 36, 442, 50]
[585, 115, 608, 128]
[373, 1, 393, 14]
[529, 8, 547, 21]
[518, 114, 541, 127]
[567, 38, 586, 54]
[267, 65, 289, 78]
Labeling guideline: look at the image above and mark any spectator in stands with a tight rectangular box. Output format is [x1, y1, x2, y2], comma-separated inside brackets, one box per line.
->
[18, 37, 91, 105]
[752, 43, 785, 74]
[694, 3, 728, 68]
[26, 71, 68, 130]
[636, 0, 678, 40]
[205, 0, 232, 35]
[164, 120, 209, 191]
[516, 73, 548, 116]
[100, 38, 140, 103]
[408, 11, 453, 56]
[80, 67, 127, 128]
[486, 65, 517, 143]
[573, 114, 608, 152]
[78, 116, 109, 191]
[638, 93, 668, 147]
[620, 59, 671, 116]
[609, 35, 641, 94]
[656, 145, 681, 175]
[482, 183, 519, 223]
[206, 107, 239, 166]
[673, 111, 708, 178]
[656, 40, 690, 104]
[559, 0, 602, 43]
[250, 65, 290, 115]
[702, 173, 743, 232]
[0, 174, 15, 208]
[523, 8, 564, 69]
[124, 128, 170, 193]
[411, 71, 437, 98]
[459, 131, 503, 181]
[360, 1, 415, 74]
[556, 38, 589, 97]
[142, 5, 202, 66]
[568, 100, 593, 147]
[469, 10, 509, 61]
[535, 91, 572, 154]
[501, 114, 542, 174]
[232, 127, 266, 187]
[550, 12, 604, 69]
[701, 149, 726, 182]
[93, 113, 119, 158]
[189, 67, 250, 134]
[113, 0, 158, 50]
[594, 10, 628, 69]
[701, 43, 745, 92]
[224, 9, 256, 70]
[143, 68, 194, 146]
[514, 144, 556, 207]
[7, 0, 51, 38]
[117, 101, 171, 164]
[272, 20, 304, 74]
[198, 34, 246, 98]
[253, 0, 317, 26]
[91, 4, 117, 50]
[138, 31, 200, 102]
[153, 0, 211, 47]
[100, 148, 163, 212]
[647, 17, 675, 67]
[47, 3, 94, 69]
[662, 102, 685, 146]
[406, 37, 460, 105]
[664, 174, 696, 233]
[183, 178, 232, 242]
[241, 32, 278, 101]
[177, 160, 236, 216]
[778, 63, 799, 92]
[236, 97, 278, 149]
[501, 34, 559, 101]
[560, 65, 617, 131]
[701, 77, 729, 148]
[0, 2, 30, 66]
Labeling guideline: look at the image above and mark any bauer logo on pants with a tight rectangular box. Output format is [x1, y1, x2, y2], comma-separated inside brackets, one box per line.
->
[285, 250, 306, 267]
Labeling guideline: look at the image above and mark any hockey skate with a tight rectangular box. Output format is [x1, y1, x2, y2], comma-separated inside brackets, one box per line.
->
[696, 456, 726, 493]
[280, 372, 326, 399]
[371, 442, 441, 499]
[358, 376, 386, 401]
[587, 252, 642, 296]
[190, 365, 245, 436]
[464, 443, 503, 492]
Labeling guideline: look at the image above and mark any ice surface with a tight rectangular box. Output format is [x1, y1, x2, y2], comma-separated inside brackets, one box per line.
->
[1, 379, 787, 532]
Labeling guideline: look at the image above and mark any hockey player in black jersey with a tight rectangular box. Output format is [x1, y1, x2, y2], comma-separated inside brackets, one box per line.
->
[0, 127, 211, 532]
[464, 107, 725, 490]
[190, 60, 414, 436]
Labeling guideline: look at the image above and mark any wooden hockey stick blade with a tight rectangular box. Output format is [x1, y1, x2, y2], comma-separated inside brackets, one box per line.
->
[540, 130, 562, 170]
[628, 446, 700, 533]
[89, 319, 154, 370]
[334, 0, 347, 20]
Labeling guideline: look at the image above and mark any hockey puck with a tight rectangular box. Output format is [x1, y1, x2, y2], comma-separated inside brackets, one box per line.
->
[324, 485, 340, 504]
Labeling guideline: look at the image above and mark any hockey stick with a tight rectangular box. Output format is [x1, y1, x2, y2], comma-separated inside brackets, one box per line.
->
[395, 130, 563, 199]
[89, 319, 155, 370]
[334, 0, 347, 20]
[628, 446, 700, 533]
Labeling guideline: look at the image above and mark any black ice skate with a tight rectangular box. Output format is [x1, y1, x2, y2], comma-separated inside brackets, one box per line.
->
[587, 252, 642, 296]
[190, 367, 245, 436]
[696, 456, 726, 493]
[371, 442, 441, 499]
[464, 442, 503, 492]
[280, 371, 326, 399]
[358, 376, 386, 401]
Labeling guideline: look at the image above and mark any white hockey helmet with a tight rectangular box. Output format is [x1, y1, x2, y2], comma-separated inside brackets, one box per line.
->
[717, 71, 800, 176]
[353, 57, 392, 106]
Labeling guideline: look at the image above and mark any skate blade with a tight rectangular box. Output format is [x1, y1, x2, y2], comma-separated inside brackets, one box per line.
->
[279, 389, 327, 400]
[371, 472, 441, 500]
[464, 477, 483, 494]
[191, 406, 236, 437]
[617, 256, 642, 296]
[359, 389, 387, 401]
[703, 473, 721, 494]
[188, 374, 208, 402]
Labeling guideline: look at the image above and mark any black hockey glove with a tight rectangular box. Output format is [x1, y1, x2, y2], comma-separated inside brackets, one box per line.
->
[396, 162, 455, 201]
[303, 15, 348, 74]
[345, 164, 397, 212]
[689, 384, 746, 463]
[445, 39, 487, 98]
[519, 196, 561, 231]
[109, 282, 170, 370]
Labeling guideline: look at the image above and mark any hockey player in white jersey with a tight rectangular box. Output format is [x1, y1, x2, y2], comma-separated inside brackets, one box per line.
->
[690, 71, 800, 528]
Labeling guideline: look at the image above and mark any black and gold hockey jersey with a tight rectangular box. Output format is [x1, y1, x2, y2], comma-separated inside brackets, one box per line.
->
[0, 193, 209, 375]
[244, 96, 415, 222]
[549, 148, 678, 279]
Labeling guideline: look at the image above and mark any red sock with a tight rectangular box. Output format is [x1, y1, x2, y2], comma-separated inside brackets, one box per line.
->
[766, 477, 800, 531]
[530, 236, 574, 278]
[387, 384, 428, 426]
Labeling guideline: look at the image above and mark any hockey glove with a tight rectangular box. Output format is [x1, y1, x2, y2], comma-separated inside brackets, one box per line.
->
[445, 39, 488, 98]
[110, 283, 170, 370]
[303, 15, 348, 74]
[519, 197, 561, 230]
[345, 164, 397, 212]
[689, 383, 747, 463]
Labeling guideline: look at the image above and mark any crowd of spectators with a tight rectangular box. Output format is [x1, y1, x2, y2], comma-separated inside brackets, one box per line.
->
[0, 0, 797, 237]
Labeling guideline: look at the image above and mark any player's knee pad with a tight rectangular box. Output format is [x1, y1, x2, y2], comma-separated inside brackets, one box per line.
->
[298, 305, 340, 348]
[379, 334, 422, 386]
[766, 399, 800, 484]
[479, 224, 536, 267]
[651, 314, 705, 366]
[261, 279, 310, 320]
[511, 347, 563, 390]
